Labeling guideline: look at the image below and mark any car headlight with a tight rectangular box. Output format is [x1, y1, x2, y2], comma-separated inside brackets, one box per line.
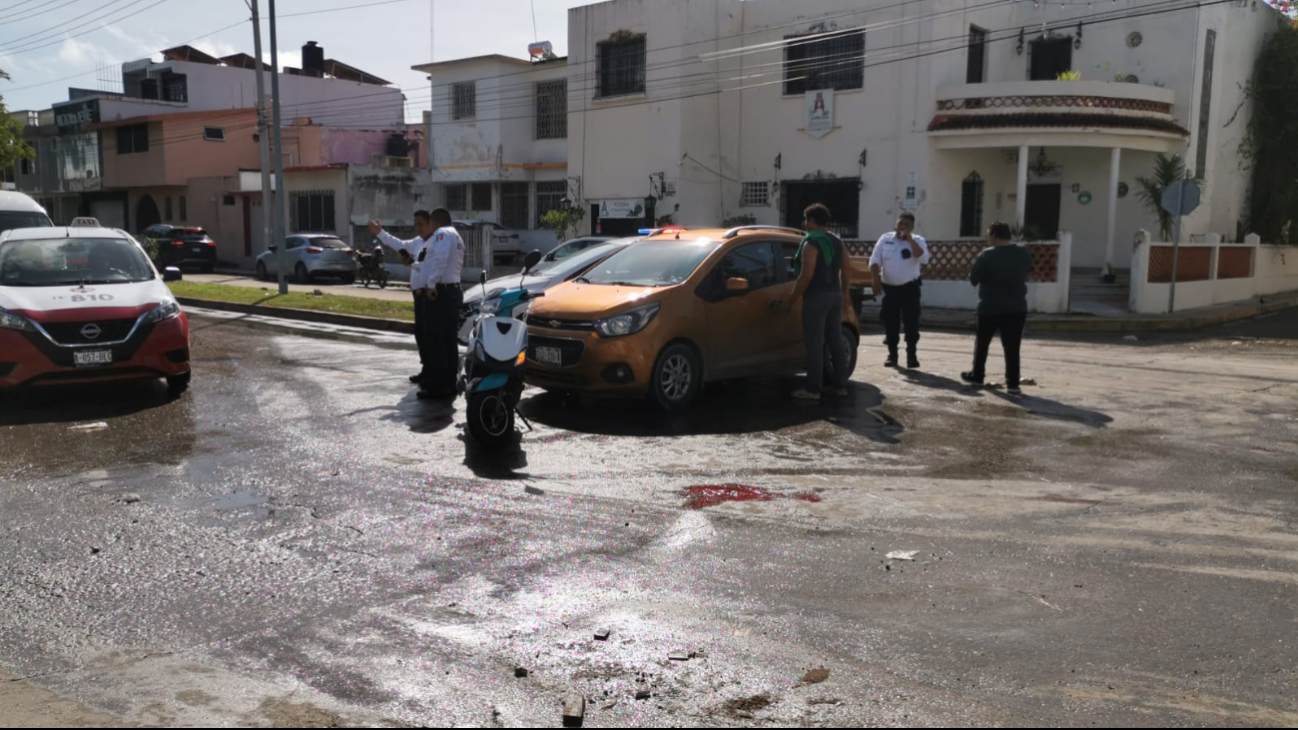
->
[145, 300, 181, 324]
[595, 303, 660, 338]
[0, 309, 35, 332]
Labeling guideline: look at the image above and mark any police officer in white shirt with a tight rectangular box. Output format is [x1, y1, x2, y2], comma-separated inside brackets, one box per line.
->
[369, 211, 435, 388]
[421, 208, 466, 399]
[868, 212, 931, 369]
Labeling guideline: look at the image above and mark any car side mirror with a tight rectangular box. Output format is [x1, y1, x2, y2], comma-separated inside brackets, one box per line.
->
[726, 277, 750, 293]
[522, 250, 543, 274]
[162, 267, 183, 282]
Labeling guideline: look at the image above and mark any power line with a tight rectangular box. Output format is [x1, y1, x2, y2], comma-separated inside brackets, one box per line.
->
[0, 1, 170, 57]
[0, 0, 141, 52]
[5, 0, 93, 26]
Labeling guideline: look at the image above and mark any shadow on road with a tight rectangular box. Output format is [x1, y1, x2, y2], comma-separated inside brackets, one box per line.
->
[987, 389, 1114, 428]
[0, 381, 177, 427]
[375, 390, 457, 435]
[900, 369, 988, 396]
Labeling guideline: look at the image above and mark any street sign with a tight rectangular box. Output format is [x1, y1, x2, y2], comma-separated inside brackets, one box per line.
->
[1161, 179, 1201, 217]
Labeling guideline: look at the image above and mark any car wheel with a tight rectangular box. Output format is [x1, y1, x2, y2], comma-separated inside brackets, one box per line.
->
[166, 371, 192, 399]
[295, 263, 311, 284]
[256, 262, 268, 281]
[341, 274, 356, 285]
[830, 326, 860, 381]
[650, 342, 702, 411]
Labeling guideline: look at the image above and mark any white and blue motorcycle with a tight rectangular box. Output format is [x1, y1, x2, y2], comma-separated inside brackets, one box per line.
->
[461, 250, 544, 447]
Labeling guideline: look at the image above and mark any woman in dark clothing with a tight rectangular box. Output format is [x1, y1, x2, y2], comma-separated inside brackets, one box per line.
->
[962, 221, 1033, 396]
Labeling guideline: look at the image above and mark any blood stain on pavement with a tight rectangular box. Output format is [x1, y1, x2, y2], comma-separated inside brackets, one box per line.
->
[683, 485, 776, 509]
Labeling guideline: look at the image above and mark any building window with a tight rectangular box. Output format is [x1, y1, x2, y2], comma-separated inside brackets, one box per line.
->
[162, 74, 188, 103]
[223, 194, 236, 206]
[19, 158, 32, 176]
[597, 34, 646, 98]
[500, 182, 529, 229]
[290, 190, 336, 233]
[535, 181, 567, 228]
[471, 182, 493, 211]
[452, 81, 476, 120]
[967, 27, 988, 84]
[783, 29, 865, 96]
[535, 80, 568, 139]
[179, 196, 188, 222]
[116, 123, 149, 154]
[446, 184, 468, 210]
[960, 172, 984, 238]
[741, 182, 769, 208]
[1029, 37, 1073, 81]
[203, 127, 225, 142]
[165, 197, 173, 222]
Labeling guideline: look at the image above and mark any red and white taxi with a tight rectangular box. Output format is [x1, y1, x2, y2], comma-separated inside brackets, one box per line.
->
[0, 225, 192, 395]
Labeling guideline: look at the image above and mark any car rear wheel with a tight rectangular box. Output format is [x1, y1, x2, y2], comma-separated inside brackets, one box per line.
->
[295, 263, 311, 284]
[166, 371, 192, 399]
[650, 343, 702, 411]
[256, 262, 268, 281]
[830, 326, 860, 382]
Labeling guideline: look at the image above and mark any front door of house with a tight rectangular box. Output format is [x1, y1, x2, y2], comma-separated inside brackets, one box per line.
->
[1030, 37, 1073, 81]
[1025, 184, 1061, 240]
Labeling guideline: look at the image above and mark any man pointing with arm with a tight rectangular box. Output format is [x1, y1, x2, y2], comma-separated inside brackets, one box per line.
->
[369, 211, 435, 389]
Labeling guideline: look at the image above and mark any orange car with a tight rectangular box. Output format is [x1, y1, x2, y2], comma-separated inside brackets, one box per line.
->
[524, 226, 861, 410]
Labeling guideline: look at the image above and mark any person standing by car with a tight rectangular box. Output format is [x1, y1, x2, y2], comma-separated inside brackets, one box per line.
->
[869, 212, 930, 369]
[962, 221, 1033, 397]
[785, 203, 852, 401]
[419, 208, 466, 400]
[369, 212, 435, 387]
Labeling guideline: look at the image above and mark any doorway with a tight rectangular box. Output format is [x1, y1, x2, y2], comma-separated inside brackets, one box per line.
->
[1024, 184, 1062, 240]
[135, 195, 161, 232]
[1029, 37, 1073, 81]
[781, 179, 860, 238]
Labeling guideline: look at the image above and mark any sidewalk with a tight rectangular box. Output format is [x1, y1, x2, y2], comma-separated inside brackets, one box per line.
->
[192, 272, 415, 303]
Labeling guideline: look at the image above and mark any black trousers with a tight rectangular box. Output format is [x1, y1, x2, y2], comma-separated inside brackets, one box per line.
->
[412, 291, 431, 377]
[803, 292, 848, 393]
[881, 280, 922, 351]
[972, 312, 1027, 388]
[425, 284, 463, 395]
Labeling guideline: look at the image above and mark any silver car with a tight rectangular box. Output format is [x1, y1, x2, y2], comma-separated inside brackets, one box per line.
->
[255, 234, 358, 284]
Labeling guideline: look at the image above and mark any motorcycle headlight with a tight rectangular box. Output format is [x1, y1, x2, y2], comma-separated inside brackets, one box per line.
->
[145, 300, 181, 324]
[480, 298, 503, 315]
[595, 303, 660, 338]
[0, 309, 35, 332]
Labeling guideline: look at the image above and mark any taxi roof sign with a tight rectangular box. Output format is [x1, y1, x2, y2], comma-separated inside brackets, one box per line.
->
[70, 217, 101, 227]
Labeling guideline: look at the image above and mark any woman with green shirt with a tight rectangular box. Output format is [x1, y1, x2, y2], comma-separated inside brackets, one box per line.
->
[786, 203, 853, 400]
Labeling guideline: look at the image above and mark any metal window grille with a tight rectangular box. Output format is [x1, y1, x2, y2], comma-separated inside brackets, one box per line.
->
[163, 75, 188, 103]
[445, 184, 467, 210]
[290, 190, 336, 233]
[598, 36, 646, 98]
[535, 80, 568, 139]
[783, 29, 864, 95]
[452, 81, 476, 120]
[535, 181, 567, 228]
[741, 182, 768, 208]
[960, 172, 984, 238]
[116, 124, 148, 154]
[500, 183, 529, 229]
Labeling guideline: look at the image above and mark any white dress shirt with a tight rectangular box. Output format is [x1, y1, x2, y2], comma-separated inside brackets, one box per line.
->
[376, 230, 432, 290]
[424, 226, 465, 285]
[869, 232, 931, 286]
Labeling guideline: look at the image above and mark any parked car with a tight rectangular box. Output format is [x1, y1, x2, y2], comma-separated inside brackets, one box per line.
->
[0, 226, 191, 396]
[524, 226, 861, 410]
[0, 191, 54, 235]
[255, 234, 358, 284]
[140, 224, 218, 273]
[459, 237, 639, 343]
[545, 236, 615, 263]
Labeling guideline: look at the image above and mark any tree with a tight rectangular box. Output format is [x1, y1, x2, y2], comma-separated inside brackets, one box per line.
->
[1136, 153, 1186, 242]
[540, 206, 586, 241]
[1247, 22, 1298, 243]
[0, 68, 35, 173]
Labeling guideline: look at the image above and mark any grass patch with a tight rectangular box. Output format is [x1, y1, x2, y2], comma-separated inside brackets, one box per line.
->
[168, 281, 415, 322]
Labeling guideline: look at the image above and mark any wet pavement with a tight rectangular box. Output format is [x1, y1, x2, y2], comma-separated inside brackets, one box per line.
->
[0, 311, 1296, 727]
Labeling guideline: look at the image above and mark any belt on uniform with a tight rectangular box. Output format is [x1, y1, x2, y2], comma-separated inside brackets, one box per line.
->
[435, 283, 461, 290]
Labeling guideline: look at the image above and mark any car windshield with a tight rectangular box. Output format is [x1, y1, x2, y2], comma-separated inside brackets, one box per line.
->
[0, 237, 155, 287]
[531, 241, 624, 278]
[580, 239, 719, 287]
[0, 212, 54, 235]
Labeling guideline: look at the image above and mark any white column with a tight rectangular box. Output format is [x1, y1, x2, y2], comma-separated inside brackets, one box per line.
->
[1015, 144, 1029, 228]
[1105, 147, 1122, 273]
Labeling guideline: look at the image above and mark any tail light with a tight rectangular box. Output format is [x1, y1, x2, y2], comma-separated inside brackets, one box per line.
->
[205, 240, 217, 247]
[171, 240, 185, 246]
[306, 247, 324, 254]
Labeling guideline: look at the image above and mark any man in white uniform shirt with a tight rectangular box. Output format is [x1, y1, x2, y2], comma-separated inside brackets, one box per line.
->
[868, 212, 931, 369]
[369, 211, 435, 387]
[421, 208, 466, 399]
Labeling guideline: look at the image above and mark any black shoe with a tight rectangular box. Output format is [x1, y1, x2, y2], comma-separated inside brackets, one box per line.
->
[884, 351, 899, 368]
[409, 373, 426, 384]
[960, 371, 985, 385]
[1007, 386, 1024, 397]
[907, 352, 921, 369]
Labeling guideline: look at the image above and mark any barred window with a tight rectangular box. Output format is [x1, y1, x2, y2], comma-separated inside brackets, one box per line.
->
[741, 182, 768, 208]
[535, 80, 568, 139]
[960, 172, 984, 238]
[445, 184, 467, 210]
[535, 181, 567, 228]
[783, 29, 865, 96]
[597, 35, 646, 98]
[471, 183, 492, 211]
[291, 190, 336, 233]
[500, 183, 529, 230]
[452, 81, 476, 120]
[116, 123, 149, 154]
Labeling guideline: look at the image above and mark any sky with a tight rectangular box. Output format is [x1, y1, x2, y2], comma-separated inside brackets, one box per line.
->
[0, 0, 592, 119]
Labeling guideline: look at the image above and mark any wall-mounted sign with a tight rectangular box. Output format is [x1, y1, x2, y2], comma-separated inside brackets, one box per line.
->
[598, 199, 645, 220]
[805, 89, 835, 139]
[1078, 191, 1093, 205]
[54, 99, 99, 134]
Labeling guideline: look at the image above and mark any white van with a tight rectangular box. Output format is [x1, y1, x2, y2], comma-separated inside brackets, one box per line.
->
[0, 191, 54, 235]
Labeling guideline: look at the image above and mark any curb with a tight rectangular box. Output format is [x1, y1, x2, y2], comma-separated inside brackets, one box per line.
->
[175, 297, 416, 335]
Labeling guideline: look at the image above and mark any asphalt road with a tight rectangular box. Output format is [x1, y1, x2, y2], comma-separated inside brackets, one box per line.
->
[0, 312, 1295, 727]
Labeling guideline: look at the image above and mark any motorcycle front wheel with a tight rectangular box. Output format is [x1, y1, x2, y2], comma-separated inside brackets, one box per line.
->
[378, 271, 389, 289]
[467, 390, 514, 447]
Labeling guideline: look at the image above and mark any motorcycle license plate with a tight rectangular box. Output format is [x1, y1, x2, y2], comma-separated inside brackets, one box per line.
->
[536, 346, 563, 366]
[74, 350, 113, 368]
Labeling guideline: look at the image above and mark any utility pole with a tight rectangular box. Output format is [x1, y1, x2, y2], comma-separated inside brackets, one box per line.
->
[248, 0, 273, 278]
[268, 0, 289, 295]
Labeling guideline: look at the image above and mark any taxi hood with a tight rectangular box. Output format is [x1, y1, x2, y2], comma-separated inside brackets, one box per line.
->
[529, 281, 667, 320]
[0, 280, 171, 323]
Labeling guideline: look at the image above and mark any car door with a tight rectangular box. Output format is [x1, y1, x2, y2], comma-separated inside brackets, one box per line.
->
[700, 240, 795, 379]
[776, 239, 814, 366]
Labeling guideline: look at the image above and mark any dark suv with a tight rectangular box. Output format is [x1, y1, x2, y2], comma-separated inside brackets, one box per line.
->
[141, 224, 218, 272]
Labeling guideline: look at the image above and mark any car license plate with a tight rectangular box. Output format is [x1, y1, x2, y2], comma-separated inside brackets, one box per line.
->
[191, 246, 204, 254]
[74, 350, 113, 368]
[536, 346, 563, 366]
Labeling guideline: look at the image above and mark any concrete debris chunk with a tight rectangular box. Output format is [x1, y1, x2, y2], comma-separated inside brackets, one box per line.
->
[562, 694, 585, 727]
